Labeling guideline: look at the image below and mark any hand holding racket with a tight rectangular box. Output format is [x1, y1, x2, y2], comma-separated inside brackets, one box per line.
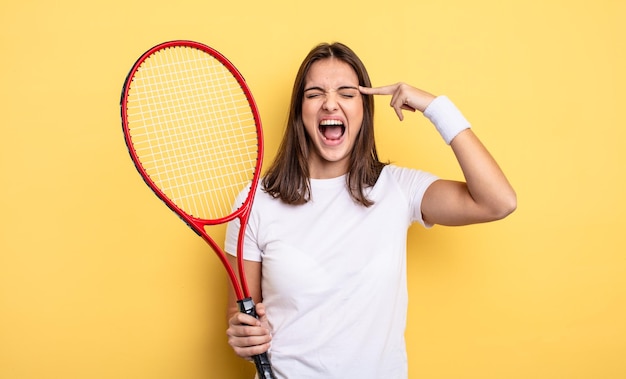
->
[120, 40, 276, 379]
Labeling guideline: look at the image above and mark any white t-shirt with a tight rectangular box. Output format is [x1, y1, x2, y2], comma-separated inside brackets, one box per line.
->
[226, 165, 438, 379]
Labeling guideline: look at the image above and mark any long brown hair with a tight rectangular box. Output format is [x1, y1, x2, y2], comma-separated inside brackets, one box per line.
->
[262, 42, 386, 207]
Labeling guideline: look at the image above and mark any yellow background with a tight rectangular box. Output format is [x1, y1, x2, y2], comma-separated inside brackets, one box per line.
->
[1, 0, 624, 378]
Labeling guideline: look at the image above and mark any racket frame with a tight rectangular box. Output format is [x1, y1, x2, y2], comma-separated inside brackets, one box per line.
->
[120, 40, 264, 301]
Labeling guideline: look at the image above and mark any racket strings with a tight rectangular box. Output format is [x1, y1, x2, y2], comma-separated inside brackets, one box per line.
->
[126, 46, 258, 221]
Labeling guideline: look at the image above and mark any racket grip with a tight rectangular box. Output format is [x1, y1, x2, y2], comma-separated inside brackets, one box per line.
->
[237, 297, 277, 379]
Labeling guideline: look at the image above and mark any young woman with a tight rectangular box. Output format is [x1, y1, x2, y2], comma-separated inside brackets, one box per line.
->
[224, 42, 516, 379]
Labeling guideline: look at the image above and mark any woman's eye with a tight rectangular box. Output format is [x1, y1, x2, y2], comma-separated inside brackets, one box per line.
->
[339, 90, 359, 98]
[306, 93, 323, 99]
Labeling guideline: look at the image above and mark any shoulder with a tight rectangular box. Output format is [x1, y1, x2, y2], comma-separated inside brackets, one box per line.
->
[251, 181, 294, 214]
[376, 165, 439, 209]
[379, 165, 439, 187]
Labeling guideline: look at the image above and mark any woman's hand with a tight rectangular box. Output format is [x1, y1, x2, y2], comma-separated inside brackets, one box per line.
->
[226, 302, 272, 359]
[360, 83, 436, 120]
[362, 82, 516, 225]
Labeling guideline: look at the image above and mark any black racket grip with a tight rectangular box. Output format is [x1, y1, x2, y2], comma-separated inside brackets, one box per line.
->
[237, 297, 277, 379]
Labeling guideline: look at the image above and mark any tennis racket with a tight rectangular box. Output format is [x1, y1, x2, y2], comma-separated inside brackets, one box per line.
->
[120, 40, 275, 379]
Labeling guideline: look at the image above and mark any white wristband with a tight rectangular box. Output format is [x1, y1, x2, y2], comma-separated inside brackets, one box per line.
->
[423, 95, 471, 145]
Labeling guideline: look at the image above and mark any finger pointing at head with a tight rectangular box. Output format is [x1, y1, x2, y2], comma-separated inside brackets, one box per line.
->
[360, 84, 414, 121]
[359, 85, 396, 96]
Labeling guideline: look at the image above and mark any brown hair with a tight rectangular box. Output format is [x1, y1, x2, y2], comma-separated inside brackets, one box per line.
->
[262, 42, 386, 207]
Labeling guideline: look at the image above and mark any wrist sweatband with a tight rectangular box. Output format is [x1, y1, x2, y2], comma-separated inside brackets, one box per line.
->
[423, 95, 471, 145]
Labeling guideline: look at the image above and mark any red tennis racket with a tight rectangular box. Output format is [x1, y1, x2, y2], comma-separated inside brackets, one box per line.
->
[120, 40, 275, 379]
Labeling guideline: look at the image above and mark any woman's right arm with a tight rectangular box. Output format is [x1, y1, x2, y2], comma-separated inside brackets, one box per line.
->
[225, 254, 272, 359]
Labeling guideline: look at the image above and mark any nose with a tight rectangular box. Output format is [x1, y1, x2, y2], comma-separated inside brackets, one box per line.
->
[322, 92, 338, 111]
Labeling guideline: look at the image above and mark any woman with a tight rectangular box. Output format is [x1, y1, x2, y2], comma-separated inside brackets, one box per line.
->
[225, 42, 516, 378]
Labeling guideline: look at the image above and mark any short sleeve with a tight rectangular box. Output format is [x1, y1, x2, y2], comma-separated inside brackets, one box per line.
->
[384, 165, 439, 228]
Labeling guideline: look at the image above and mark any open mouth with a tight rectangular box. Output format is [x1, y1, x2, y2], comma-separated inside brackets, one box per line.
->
[319, 119, 345, 141]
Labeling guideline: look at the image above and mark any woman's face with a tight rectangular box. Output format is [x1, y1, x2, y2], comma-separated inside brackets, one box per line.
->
[301, 58, 364, 179]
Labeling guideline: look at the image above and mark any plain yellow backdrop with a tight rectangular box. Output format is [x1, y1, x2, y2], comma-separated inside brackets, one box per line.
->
[1, 0, 625, 378]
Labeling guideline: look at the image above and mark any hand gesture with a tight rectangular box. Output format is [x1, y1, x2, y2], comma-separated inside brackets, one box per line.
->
[359, 83, 436, 121]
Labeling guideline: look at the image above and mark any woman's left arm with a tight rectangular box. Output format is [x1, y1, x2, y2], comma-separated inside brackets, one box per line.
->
[360, 83, 516, 226]
[421, 128, 517, 226]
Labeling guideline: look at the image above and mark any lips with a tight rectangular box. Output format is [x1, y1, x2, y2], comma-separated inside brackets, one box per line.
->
[319, 119, 345, 141]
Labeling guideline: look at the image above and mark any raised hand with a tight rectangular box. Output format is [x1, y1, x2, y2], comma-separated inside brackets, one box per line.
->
[359, 83, 436, 120]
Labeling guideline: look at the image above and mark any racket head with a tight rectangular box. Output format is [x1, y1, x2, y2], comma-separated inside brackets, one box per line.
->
[121, 40, 263, 228]
[120, 41, 264, 299]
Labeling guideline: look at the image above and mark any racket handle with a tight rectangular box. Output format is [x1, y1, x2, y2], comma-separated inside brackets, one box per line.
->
[252, 352, 276, 379]
[237, 297, 277, 379]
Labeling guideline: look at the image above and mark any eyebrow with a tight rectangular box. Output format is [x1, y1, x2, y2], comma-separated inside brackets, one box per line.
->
[304, 85, 359, 92]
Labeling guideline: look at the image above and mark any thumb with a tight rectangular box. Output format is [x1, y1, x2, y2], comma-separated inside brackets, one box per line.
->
[255, 302, 267, 318]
